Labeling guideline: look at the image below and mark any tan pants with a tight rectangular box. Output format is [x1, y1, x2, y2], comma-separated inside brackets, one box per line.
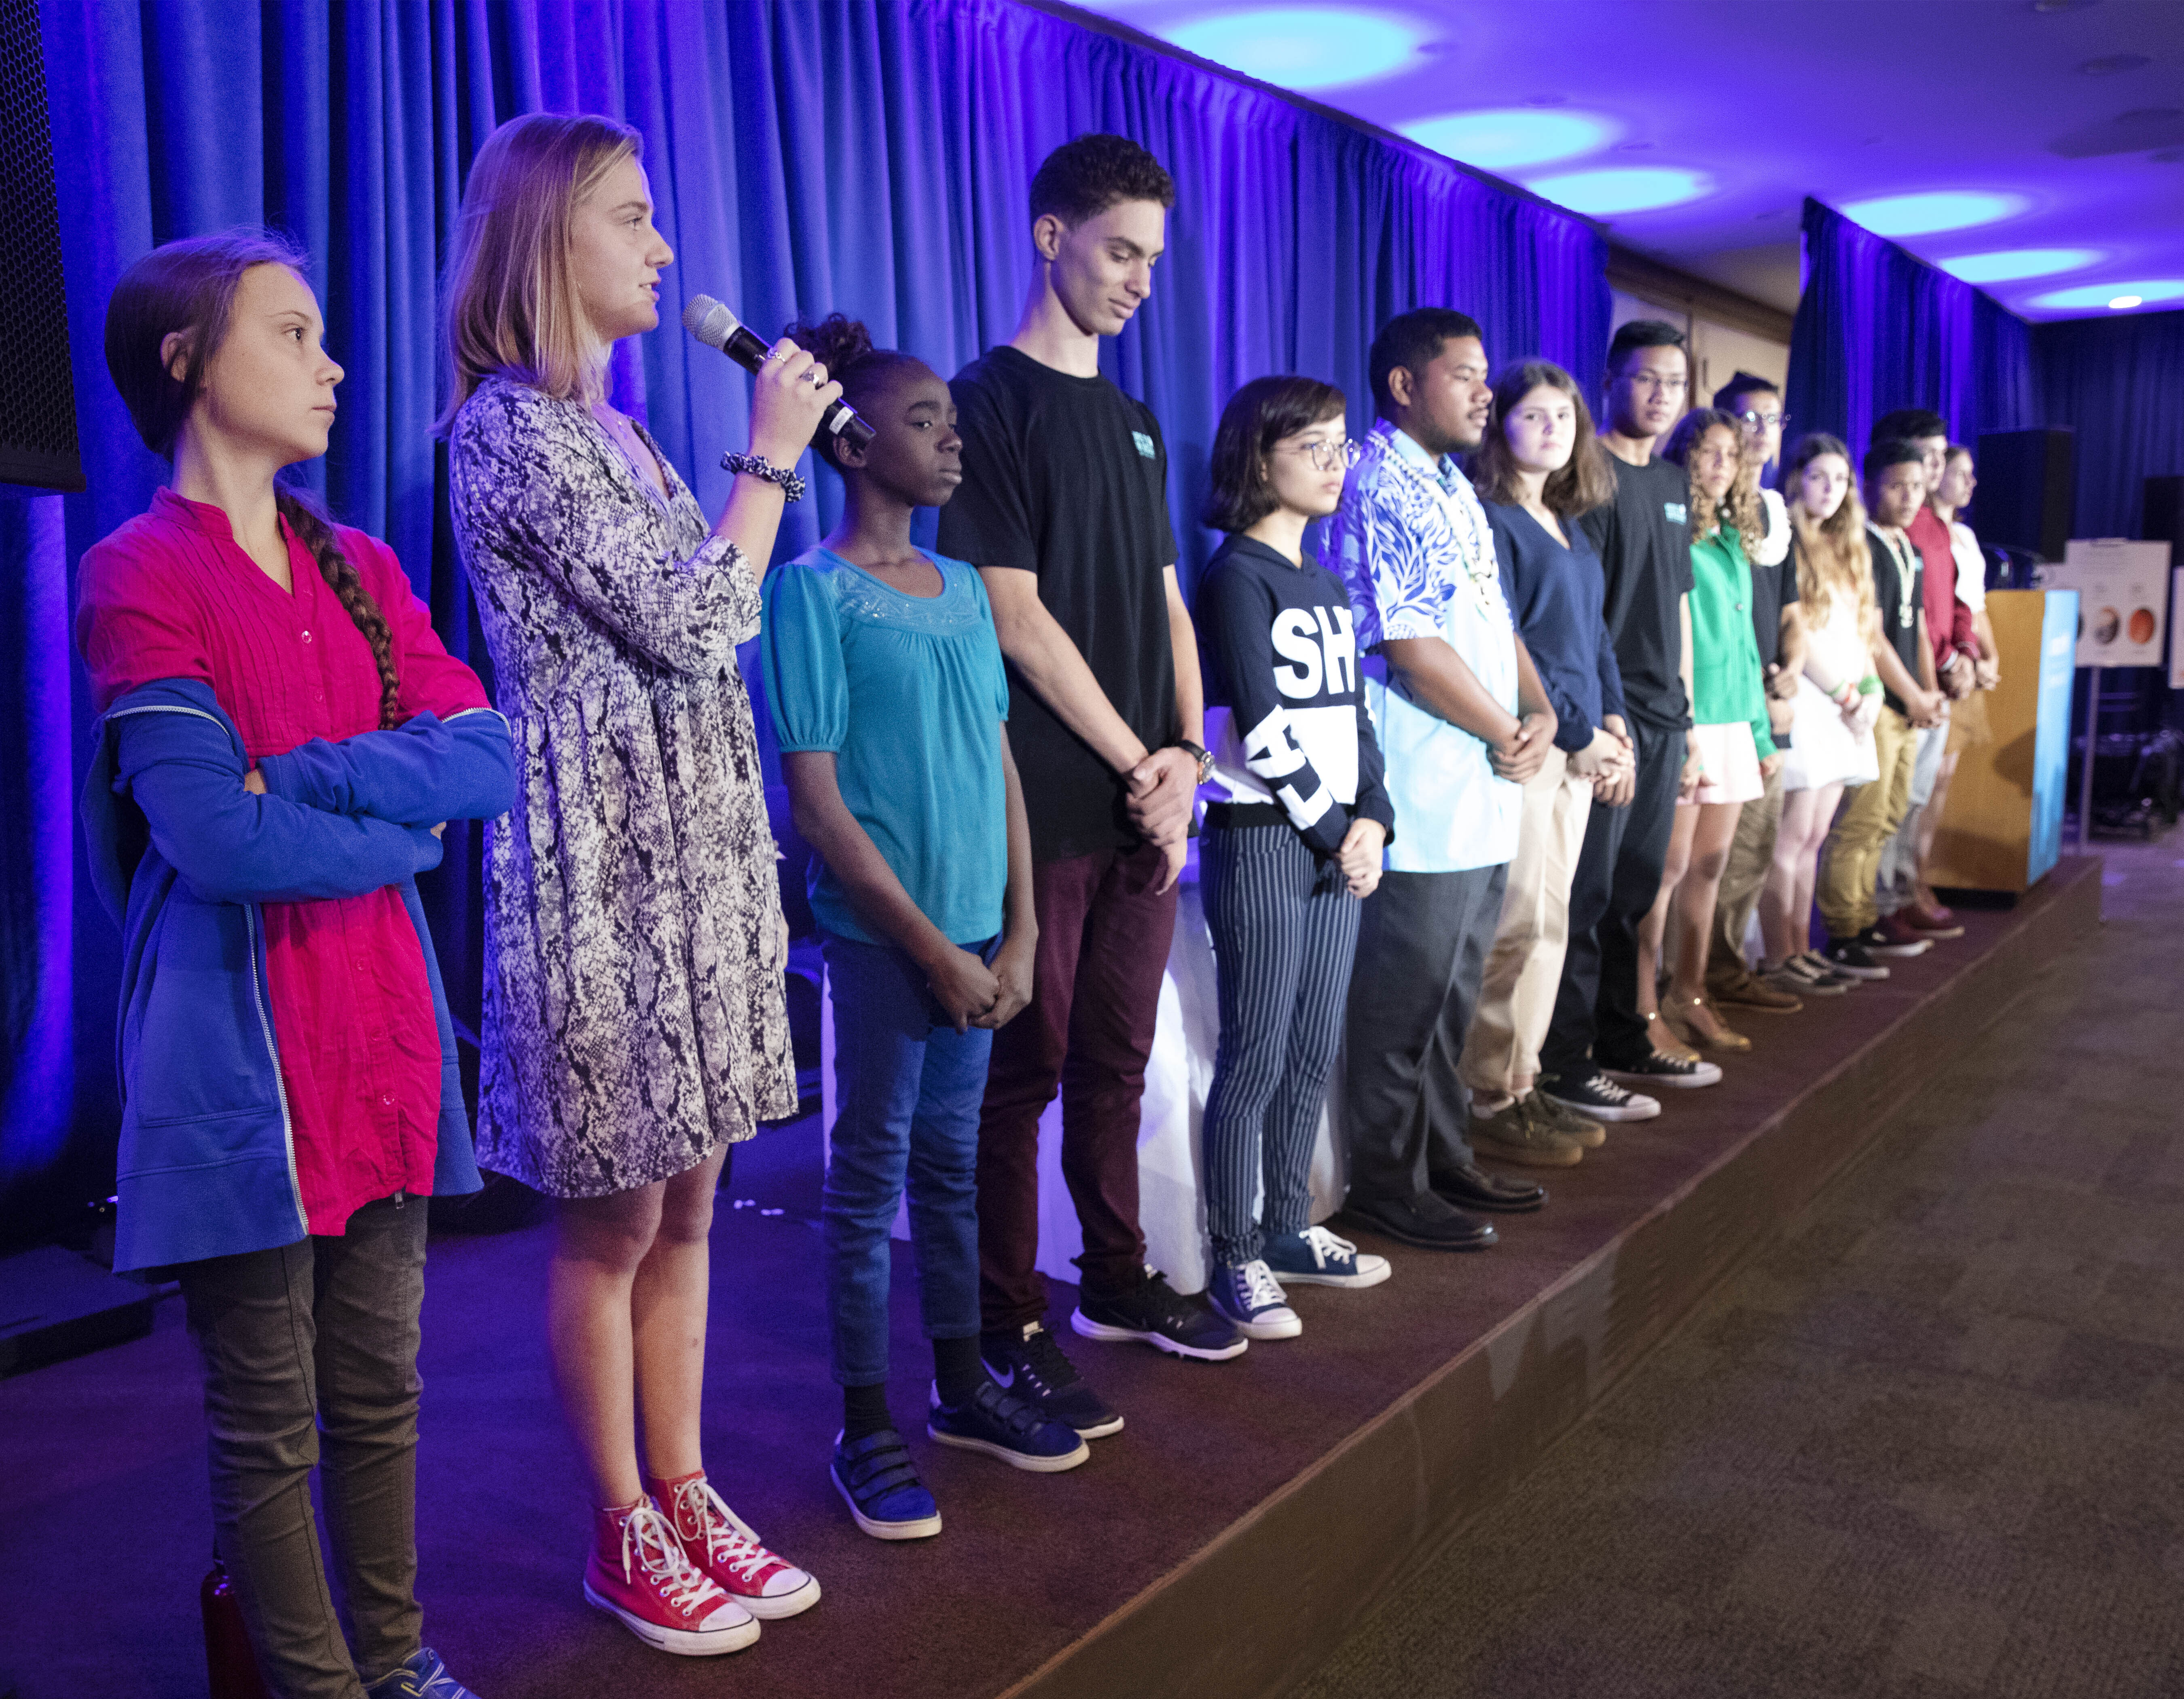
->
[1458, 747, 1594, 1100]
[1706, 761, 1785, 979]
[1818, 706, 1915, 939]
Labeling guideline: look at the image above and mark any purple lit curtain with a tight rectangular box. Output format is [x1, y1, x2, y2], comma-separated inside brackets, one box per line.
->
[1786, 197, 2036, 457]
[2035, 307, 2184, 540]
[4, 0, 1608, 1239]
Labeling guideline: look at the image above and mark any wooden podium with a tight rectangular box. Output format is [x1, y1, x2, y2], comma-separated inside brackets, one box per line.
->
[1927, 588, 2078, 894]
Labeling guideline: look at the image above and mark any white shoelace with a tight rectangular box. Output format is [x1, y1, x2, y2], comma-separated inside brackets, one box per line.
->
[619, 1503, 724, 1616]
[669, 1477, 782, 1587]
[1298, 1227, 1357, 1270]
[1238, 1259, 1289, 1311]
[1589, 1075, 1637, 1103]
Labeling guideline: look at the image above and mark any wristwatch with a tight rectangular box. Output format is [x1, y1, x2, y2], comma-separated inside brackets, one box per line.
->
[1173, 739, 1215, 785]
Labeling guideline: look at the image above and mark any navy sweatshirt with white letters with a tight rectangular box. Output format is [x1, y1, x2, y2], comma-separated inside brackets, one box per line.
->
[1195, 532, 1395, 857]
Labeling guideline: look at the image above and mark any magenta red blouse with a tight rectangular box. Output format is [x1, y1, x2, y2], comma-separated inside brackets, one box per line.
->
[77, 487, 490, 1235]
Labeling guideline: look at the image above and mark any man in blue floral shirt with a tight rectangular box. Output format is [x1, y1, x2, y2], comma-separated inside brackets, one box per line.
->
[1326, 308, 1561, 1251]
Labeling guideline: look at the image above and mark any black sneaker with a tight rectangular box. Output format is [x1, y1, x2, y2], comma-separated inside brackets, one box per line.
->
[1539, 1069, 1661, 1123]
[1797, 950, 1863, 989]
[1821, 936, 1890, 980]
[980, 1320, 1124, 1438]
[1598, 1049, 1723, 1089]
[1071, 1267, 1248, 1362]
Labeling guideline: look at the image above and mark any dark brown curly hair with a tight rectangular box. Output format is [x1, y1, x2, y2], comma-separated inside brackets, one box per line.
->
[105, 230, 400, 728]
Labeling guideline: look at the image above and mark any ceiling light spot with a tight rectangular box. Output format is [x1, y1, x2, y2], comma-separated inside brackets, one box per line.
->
[1938, 247, 2101, 282]
[1525, 167, 1712, 216]
[1160, 7, 1427, 91]
[1402, 109, 1618, 169]
[1840, 190, 2028, 235]
[2078, 53, 2151, 74]
[2109, 295, 2144, 309]
[2032, 278, 2184, 309]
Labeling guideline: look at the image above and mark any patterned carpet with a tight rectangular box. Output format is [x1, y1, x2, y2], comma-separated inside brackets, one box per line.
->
[1296, 836, 2184, 1699]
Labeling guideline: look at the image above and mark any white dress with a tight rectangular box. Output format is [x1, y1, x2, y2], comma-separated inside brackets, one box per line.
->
[1781, 587, 1879, 793]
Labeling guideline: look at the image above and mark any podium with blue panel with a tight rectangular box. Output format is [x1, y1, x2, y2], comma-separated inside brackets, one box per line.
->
[1928, 588, 2079, 894]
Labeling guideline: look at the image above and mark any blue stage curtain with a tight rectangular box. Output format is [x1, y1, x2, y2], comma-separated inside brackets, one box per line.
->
[5, 0, 1607, 1238]
[2035, 308, 2184, 540]
[1786, 197, 2036, 456]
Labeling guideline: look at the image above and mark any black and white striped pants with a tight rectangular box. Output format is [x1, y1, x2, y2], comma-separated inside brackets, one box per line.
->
[1199, 822, 1362, 1267]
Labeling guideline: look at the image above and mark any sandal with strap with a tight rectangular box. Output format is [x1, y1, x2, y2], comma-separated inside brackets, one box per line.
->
[830, 1428, 942, 1541]
[1662, 991, 1752, 1054]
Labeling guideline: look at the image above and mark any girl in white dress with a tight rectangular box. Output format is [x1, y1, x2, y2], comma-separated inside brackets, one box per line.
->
[1759, 435, 1881, 992]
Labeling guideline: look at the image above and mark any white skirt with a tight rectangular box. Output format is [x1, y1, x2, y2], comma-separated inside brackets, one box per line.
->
[1683, 720, 1764, 806]
[1780, 675, 1878, 792]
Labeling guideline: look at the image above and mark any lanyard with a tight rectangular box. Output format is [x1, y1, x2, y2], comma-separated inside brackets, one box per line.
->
[1873, 527, 1917, 630]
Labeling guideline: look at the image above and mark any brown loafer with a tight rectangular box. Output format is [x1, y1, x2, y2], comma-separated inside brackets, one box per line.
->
[1706, 966, 1803, 1014]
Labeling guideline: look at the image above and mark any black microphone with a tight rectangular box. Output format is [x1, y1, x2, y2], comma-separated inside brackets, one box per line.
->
[682, 294, 875, 453]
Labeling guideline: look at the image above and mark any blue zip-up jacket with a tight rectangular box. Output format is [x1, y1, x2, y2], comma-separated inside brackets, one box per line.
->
[81, 676, 514, 1277]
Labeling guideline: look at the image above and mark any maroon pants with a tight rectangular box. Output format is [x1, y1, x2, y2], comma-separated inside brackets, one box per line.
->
[978, 840, 1178, 1331]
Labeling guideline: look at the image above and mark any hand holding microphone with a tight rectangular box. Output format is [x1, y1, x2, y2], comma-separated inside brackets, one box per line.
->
[684, 295, 865, 470]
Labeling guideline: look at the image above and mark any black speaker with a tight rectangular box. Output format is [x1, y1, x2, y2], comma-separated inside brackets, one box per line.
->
[1974, 428, 2073, 561]
[0, 0, 83, 494]
[2144, 475, 2183, 561]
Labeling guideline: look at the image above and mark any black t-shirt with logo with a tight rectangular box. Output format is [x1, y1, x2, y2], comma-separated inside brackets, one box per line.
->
[938, 346, 1179, 863]
[1867, 523, 1926, 716]
[1577, 451, 1695, 733]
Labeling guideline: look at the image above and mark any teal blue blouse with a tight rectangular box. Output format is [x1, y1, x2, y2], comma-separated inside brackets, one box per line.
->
[761, 548, 1011, 946]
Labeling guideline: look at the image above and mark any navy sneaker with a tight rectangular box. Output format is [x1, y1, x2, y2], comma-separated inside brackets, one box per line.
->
[1599, 1049, 1723, 1090]
[981, 1321, 1124, 1439]
[365, 1650, 478, 1699]
[1073, 1267, 1248, 1362]
[830, 1428, 941, 1541]
[1206, 1259, 1302, 1339]
[1539, 1069, 1661, 1123]
[1261, 1225, 1391, 1289]
[927, 1380, 1089, 1472]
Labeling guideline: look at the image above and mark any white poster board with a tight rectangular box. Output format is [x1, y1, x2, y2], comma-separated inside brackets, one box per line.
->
[2045, 540, 2170, 667]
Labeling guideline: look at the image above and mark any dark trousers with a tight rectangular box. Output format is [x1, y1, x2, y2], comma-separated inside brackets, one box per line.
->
[1199, 824, 1363, 1266]
[1541, 717, 1684, 1077]
[1342, 862, 1509, 1206]
[178, 1195, 428, 1699]
[976, 840, 1178, 1331]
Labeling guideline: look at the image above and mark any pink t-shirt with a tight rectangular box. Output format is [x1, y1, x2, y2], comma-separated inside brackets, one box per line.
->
[78, 488, 490, 1235]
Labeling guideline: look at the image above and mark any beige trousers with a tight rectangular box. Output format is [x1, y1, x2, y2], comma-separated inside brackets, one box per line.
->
[1458, 746, 1594, 1101]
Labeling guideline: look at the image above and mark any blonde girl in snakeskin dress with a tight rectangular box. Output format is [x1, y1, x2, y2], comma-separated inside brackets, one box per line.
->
[440, 113, 840, 1657]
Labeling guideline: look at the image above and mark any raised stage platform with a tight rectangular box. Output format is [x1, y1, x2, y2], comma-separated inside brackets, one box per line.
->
[0, 858, 2102, 1699]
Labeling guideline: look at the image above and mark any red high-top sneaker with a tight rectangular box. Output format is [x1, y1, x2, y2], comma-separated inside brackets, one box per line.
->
[582, 1498, 759, 1656]
[648, 1472, 821, 1621]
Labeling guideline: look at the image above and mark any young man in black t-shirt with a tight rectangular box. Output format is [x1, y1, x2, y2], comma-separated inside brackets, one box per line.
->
[938, 135, 1244, 1438]
[1536, 320, 1718, 1125]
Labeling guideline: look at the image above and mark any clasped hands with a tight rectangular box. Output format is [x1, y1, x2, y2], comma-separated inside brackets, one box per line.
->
[1568, 717, 1635, 807]
[1124, 744, 1200, 894]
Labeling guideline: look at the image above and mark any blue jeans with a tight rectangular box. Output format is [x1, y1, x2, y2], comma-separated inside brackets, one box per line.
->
[822, 932, 995, 1388]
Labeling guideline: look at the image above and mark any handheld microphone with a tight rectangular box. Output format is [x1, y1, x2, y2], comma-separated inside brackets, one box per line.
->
[682, 294, 875, 453]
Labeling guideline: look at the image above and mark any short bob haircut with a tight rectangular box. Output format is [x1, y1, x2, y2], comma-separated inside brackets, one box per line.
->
[1203, 374, 1348, 534]
[1465, 359, 1616, 517]
[434, 112, 641, 434]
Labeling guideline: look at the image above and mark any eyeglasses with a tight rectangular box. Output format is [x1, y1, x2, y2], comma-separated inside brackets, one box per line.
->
[1625, 372, 1687, 394]
[1277, 438, 1361, 472]
[1735, 409, 1788, 431]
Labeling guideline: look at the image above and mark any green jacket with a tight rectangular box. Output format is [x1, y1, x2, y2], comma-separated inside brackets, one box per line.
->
[1688, 526, 1776, 761]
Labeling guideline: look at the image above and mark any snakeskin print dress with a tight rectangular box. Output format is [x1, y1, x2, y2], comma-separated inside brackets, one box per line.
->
[447, 375, 796, 1198]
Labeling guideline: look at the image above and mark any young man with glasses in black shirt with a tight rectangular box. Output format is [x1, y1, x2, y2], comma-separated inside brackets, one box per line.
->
[939, 136, 1243, 1445]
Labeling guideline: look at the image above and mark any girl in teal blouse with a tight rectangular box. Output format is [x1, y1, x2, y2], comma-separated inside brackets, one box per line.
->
[760, 316, 1084, 1545]
[1644, 409, 1785, 1057]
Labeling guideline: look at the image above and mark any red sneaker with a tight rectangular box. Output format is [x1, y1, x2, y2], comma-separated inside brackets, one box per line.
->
[648, 1471, 821, 1621]
[582, 1498, 759, 1657]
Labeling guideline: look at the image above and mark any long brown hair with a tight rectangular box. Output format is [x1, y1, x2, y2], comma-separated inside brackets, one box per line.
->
[1663, 408, 1762, 555]
[435, 112, 642, 433]
[1784, 433, 1876, 639]
[1465, 359, 1616, 517]
[104, 230, 400, 728]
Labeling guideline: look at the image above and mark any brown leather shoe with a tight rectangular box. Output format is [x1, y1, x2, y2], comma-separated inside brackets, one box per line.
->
[1706, 964, 1803, 1014]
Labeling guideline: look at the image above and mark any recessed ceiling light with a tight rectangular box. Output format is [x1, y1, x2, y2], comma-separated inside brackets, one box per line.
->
[2079, 53, 2151, 74]
[1160, 7, 1426, 92]
[2032, 278, 2184, 309]
[1403, 109, 1618, 169]
[1526, 166, 1712, 216]
[1938, 247, 2101, 282]
[2109, 295, 2144, 308]
[1840, 190, 2027, 235]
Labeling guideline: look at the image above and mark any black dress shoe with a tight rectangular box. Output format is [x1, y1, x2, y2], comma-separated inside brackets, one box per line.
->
[1339, 1192, 1498, 1251]
[1431, 1162, 1548, 1214]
